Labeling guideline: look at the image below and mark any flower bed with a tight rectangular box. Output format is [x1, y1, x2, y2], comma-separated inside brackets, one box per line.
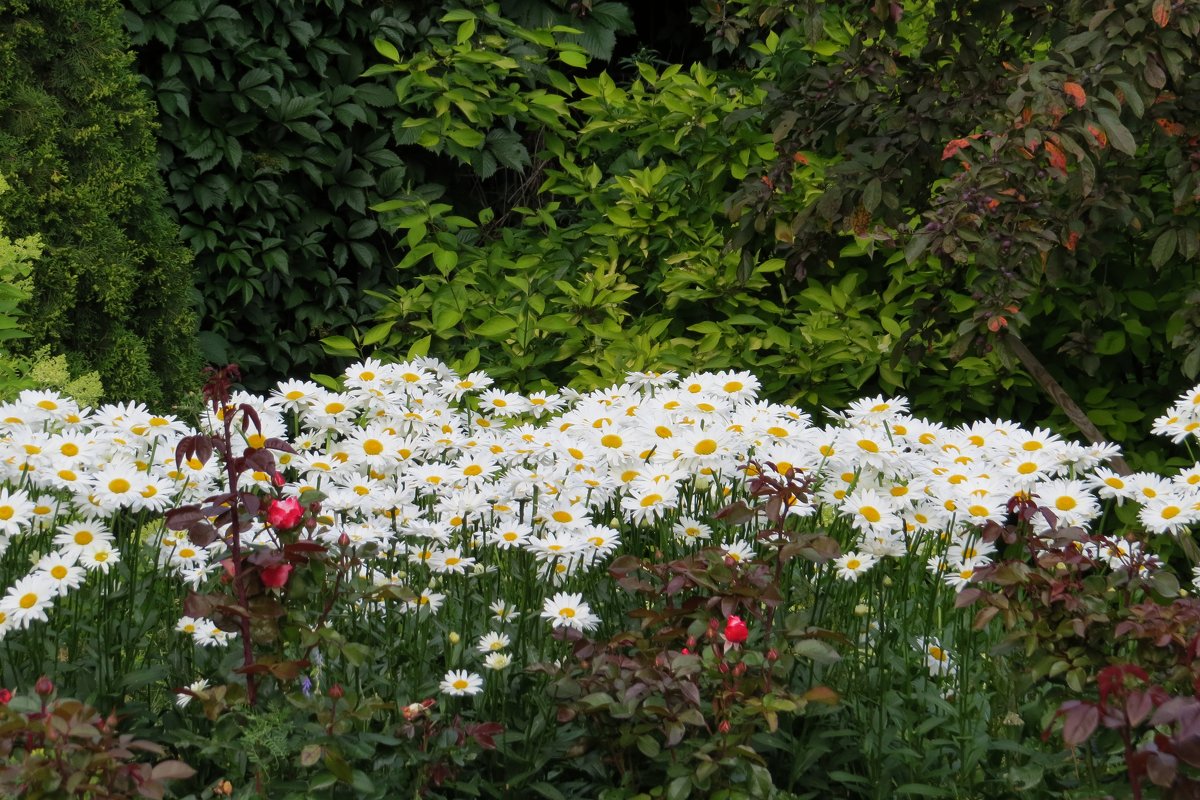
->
[1, 360, 1198, 797]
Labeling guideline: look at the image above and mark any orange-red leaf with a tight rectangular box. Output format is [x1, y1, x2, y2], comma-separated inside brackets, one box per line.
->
[1153, 0, 1170, 27]
[1086, 125, 1108, 148]
[942, 137, 970, 160]
[1063, 82, 1086, 109]
[1045, 140, 1068, 173]
[1157, 118, 1186, 136]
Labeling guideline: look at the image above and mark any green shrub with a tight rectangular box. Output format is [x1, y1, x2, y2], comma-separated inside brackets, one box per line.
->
[0, 0, 199, 407]
[120, 0, 633, 390]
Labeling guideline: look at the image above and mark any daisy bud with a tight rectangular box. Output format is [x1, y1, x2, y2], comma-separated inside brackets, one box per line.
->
[448, 631, 461, 645]
[854, 603, 870, 616]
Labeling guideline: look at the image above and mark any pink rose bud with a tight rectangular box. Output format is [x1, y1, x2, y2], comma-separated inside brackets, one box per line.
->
[328, 683, 344, 699]
[718, 720, 731, 734]
[35, 676, 54, 697]
[724, 615, 749, 644]
[733, 662, 747, 677]
[766, 648, 779, 662]
[261, 563, 293, 588]
[266, 497, 304, 529]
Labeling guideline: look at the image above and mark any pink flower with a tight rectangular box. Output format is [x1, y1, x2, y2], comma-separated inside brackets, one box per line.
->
[0, 688, 12, 705]
[267, 497, 303, 529]
[261, 563, 293, 588]
[724, 615, 749, 644]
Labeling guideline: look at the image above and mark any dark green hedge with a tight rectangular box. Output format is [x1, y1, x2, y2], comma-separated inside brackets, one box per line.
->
[0, 0, 199, 407]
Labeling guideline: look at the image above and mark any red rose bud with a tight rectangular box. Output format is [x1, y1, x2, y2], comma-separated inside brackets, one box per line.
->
[718, 720, 731, 734]
[337, 532, 351, 548]
[328, 683, 344, 700]
[718, 661, 730, 674]
[724, 615, 749, 644]
[681, 648, 690, 655]
[0, 688, 12, 704]
[35, 676, 54, 697]
[733, 662, 747, 677]
[261, 563, 293, 588]
[686, 636, 697, 649]
[273, 472, 286, 487]
[266, 497, 304, 529]
[766, 648, 779, 662]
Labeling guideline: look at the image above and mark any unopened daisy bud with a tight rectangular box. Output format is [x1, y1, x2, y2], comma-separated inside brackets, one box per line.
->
[854, 603, 870, 616]
[448, 631, 461, 645]
[882, 576, 893, 587]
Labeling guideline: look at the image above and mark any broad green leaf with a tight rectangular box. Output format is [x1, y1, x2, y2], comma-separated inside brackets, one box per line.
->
[1095, 107, 1137, 156]
[558, 50, 588, 68]
[472, 316, 518, 337]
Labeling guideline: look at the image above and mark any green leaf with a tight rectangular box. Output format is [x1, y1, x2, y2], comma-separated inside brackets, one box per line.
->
[1150, 229, 1177, 268]
[447, 128, 486, 149]
[895, 784, 951, 797]
[360, 321, 393, 346]
[862, 178, 882, 213]
[1095, 107, 1137, 156]
[320, 335, 358, 355]
[472, 316, 518, 337]
[558, 50, 588, 68]
[434, 306, 463, 332]
[456, 18, 477, 44]
[666, 776, 692, 800]
[373, 38, 399, 62]
[1094, 330, 1125, 355]
[636, 734, 660, 758]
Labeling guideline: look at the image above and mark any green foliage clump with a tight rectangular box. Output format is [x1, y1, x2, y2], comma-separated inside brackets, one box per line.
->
[331, 5, 1004, 415]
[0, 173, 39, 396]
[0, 0, 199, 407]
[330, 0, 1200, 461]
[121, 0, 633, 389]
